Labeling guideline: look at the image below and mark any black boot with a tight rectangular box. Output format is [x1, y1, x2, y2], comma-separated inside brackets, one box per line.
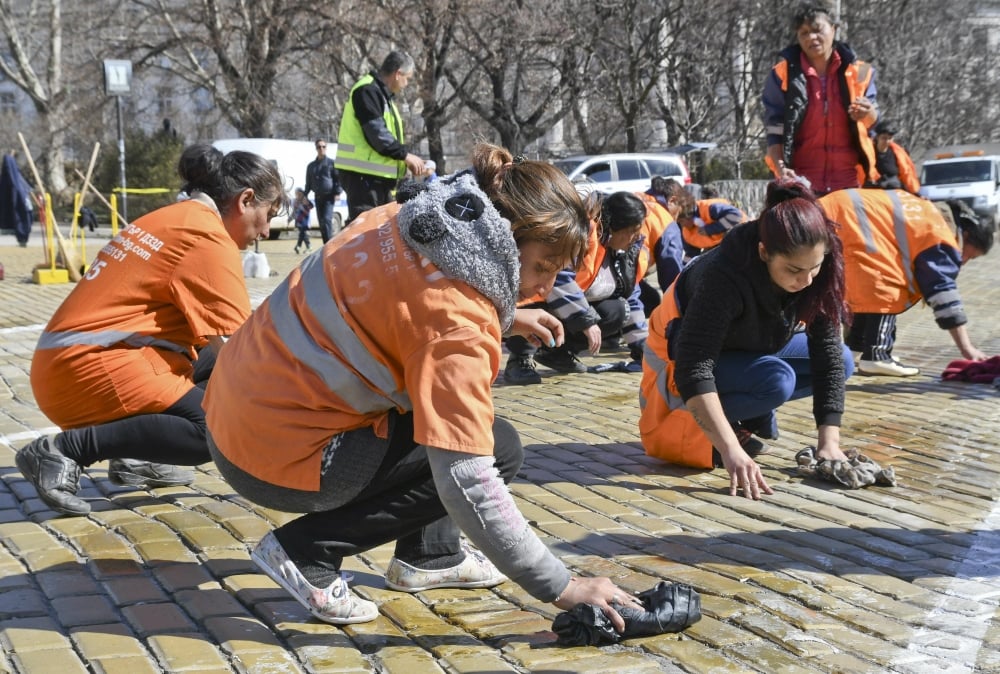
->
[504, 355, 542, 385]
[535, 345, 586, 374]
[15, 436, 90, 516]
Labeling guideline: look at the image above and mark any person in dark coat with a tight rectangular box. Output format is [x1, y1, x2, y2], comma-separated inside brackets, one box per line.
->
[0, 153, 34, 246]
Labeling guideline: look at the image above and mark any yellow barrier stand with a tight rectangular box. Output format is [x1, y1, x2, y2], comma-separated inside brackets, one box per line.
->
[110, 193, 119, 237]
[33, 193, 69, 285]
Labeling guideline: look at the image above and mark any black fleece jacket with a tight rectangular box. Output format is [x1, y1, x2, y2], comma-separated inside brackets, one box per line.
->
[670, 222, 845, 428]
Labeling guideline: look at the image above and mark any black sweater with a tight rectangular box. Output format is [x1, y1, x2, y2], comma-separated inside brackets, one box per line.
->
[671, 222, 845, 428]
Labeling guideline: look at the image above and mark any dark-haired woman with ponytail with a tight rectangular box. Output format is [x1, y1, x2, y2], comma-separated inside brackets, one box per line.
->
[17, 144, 285, 517]
[639, 179, 854, 499]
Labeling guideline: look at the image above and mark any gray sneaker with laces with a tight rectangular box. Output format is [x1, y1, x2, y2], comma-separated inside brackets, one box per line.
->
[108, 459, 194, 488]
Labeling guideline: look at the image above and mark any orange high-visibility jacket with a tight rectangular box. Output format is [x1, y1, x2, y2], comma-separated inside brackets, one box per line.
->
[819, 188, 960, 315]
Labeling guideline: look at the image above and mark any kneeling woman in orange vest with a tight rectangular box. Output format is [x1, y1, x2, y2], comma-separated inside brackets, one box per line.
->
[639, 179, 854, 500]
[203, 144, 642, 628]
[818, 189, 992, 376]
[15, 145, 284, 517]
[504, 191, 651, 383]
[677, 197, 748, 257]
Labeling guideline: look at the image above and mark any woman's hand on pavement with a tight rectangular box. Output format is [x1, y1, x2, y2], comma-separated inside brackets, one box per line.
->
[718, 447, 773, 500]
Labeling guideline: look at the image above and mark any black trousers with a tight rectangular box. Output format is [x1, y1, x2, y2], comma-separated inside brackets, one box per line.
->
[210, 413, 524, 586]
[56, 349, 216, 468]
[845, 313, 898, 361]
[507, 297, 630, 357]
[340, 170, 397, 223]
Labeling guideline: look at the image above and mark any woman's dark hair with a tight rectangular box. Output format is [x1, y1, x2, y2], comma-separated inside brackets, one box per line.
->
[599, 191, 646, 239]
[758, 179, 848, 327]
[790, 0, 837, 35]
[177, 144, 286, 216]
[472, 143, 590, 269]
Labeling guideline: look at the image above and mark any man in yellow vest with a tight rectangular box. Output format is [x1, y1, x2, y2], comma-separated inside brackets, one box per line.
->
[337, 51, 425, 223]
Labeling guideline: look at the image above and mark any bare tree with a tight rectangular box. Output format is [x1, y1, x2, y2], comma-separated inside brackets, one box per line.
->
[845, 0, 1000, 157]
[444, 0, 585, 154]
[125, 0, 319, 138]
[0, 0, 71, 192]
[331, 0, 466, 172]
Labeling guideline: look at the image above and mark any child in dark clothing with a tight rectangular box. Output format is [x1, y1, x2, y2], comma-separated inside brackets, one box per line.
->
[291, 187, 313, 254]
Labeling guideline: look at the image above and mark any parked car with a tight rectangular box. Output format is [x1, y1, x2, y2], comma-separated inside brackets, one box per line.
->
[551, 153, 691, 195]
[211, 138, 350, 240]
[919, 149, 1000, 232]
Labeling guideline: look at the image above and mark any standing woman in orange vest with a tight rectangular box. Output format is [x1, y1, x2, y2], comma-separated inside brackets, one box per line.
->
[16, 145, 285, 516]
[639, 179, 854, 499]
[762, 1, 879, 194]
[203, 144, 642, 628]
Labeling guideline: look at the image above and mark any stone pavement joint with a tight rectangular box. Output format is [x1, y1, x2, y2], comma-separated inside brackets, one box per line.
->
[1, 233, 1000, 672]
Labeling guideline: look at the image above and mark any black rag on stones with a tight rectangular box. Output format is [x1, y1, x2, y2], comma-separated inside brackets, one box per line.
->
[551, 581, 702, 646]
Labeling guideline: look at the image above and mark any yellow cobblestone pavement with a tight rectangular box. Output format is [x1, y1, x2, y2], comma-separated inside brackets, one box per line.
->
[0, 228, 998, 673]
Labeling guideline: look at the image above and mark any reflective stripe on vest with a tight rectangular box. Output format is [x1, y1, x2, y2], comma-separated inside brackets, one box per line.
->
[267, 251, 411, 413]
[846, 189, 917, 298]
[37, 330, 189, 354]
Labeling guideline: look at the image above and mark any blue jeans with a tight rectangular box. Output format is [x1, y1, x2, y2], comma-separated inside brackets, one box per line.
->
[314, 195, 335, 243]
[714, 333, 854, 433]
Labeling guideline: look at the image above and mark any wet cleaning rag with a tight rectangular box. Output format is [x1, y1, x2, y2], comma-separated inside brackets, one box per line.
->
[552, 581, 701, 646]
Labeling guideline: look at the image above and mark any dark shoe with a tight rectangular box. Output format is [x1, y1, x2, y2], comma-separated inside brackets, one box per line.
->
[711, 428, 770, 468]
[740, 411, 779, 441]
[504, 355, 542, 385]
[15, 435, 90, 516]
[600, 337, 627, 353]
[108, 459, 194, 488]
[535, 346, 587, 374]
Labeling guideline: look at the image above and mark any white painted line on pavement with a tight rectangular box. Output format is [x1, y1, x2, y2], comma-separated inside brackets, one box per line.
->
[0, 290, 269, 338]
[0, 324, 44, 335]
[891, 499, 1000, 673]
[0, 428, 61, 447]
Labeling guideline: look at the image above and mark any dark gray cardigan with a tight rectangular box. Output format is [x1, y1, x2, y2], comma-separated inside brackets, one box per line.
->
[669, 222, 845, 428]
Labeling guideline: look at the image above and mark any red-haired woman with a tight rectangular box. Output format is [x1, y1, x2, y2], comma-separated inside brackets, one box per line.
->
[639, 179, 854, 499]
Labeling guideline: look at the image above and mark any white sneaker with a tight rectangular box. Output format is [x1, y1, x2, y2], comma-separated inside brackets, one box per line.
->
[857, 359, 920, 377]
[250, 532, 378, 624]
[385, 543, 507, 593]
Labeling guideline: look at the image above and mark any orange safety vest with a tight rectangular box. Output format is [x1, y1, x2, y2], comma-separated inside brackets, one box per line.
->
[889, 141, 921, 194]
[638, 280, 714, 468]
[819, 188, 958, 314]
[681, 199, 747, 251]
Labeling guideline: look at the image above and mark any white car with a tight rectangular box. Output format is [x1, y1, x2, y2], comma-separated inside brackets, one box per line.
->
[551, 153, 691, 195]
[212, 138, 350, 240]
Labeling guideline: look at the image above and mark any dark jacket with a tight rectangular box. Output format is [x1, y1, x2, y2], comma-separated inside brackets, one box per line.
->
[670, 221, 845, 428]
[305, 156, 341, 199]
[0, 154, 33, 245]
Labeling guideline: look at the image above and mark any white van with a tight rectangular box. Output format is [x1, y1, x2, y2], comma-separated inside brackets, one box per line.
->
[212, 138, 349, 240]
[919, 148, 1000, 232]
